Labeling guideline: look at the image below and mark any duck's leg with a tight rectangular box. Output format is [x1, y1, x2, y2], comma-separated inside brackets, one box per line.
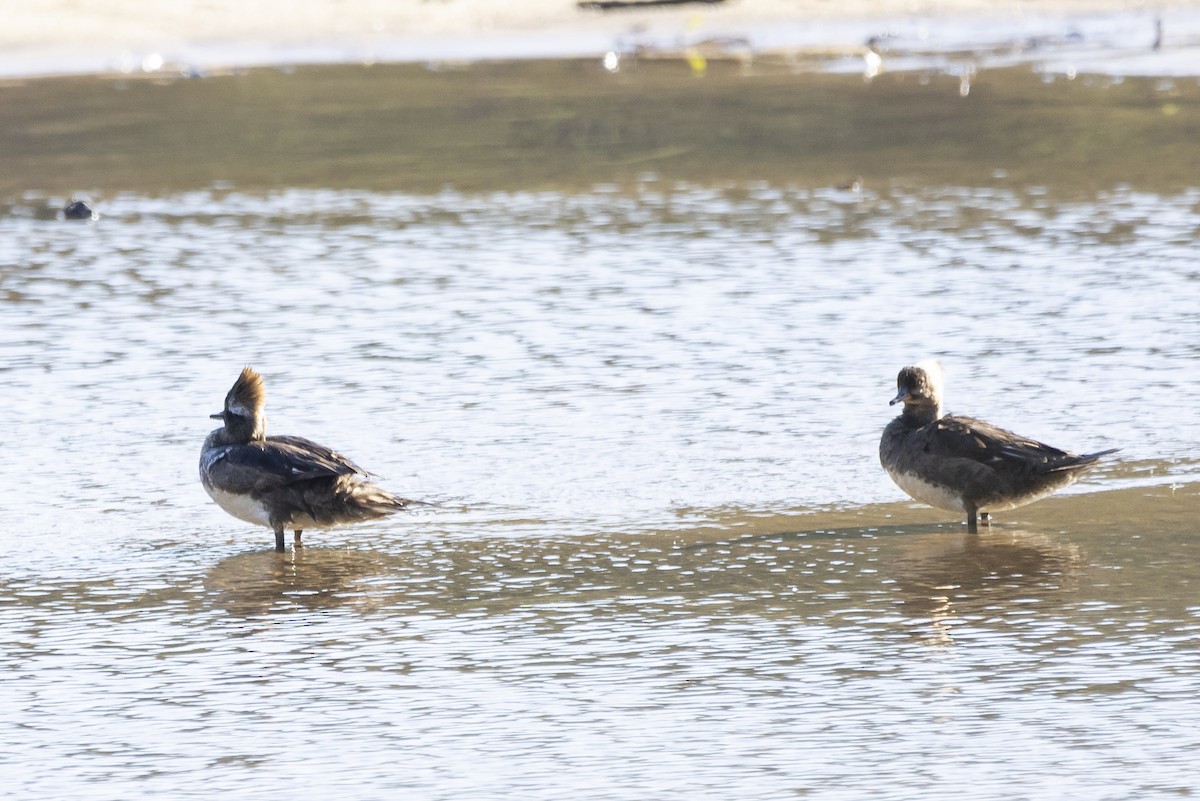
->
[294, 529, 304, 547]
[965, 504, 979, 534]
[273, 527, 286, 552]
[980, 512, 991, 527]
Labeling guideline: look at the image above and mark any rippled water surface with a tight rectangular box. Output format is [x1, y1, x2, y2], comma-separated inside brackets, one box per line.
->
[1, 63, 1198, 800]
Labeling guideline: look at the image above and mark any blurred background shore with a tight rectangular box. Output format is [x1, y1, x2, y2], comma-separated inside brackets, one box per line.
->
[3, 0, 1199, 77]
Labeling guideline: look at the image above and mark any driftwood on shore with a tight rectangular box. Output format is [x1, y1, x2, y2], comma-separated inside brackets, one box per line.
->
[578, 0, 725, 10]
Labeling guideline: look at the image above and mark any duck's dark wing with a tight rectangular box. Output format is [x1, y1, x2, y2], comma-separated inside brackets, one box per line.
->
[266, 435, 370, 479]
[922, 416, 1121, 483]
[206, 437, 368, 497]
[922, 416, 1080, 472]
[882, 412, 1119, 513]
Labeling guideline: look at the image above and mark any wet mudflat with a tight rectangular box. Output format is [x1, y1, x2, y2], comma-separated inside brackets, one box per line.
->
[2, 58, 1199, 196]
[0, 59, 1197, 799]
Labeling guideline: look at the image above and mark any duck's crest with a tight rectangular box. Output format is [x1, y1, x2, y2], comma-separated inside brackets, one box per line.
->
[897, 359, 945, 403]
[912, 359, 944, 392]
[227, 365, 266, 417]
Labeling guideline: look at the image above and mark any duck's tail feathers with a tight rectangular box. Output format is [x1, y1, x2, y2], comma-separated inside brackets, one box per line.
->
[1047, 447, 1121, 473]
[336, 478, 431, 519]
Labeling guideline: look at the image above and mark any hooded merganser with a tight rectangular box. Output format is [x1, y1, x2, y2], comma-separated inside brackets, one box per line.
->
[879, 361, 1119, 533]
[200, 366, 420, 551]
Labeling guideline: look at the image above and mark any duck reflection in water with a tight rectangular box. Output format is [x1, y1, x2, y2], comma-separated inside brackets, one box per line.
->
[205, 547, 398, 617]
[891, 528, 1082, 641]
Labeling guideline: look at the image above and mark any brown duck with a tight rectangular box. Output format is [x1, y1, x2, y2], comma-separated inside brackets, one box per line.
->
[880, 361, 1118, 532]
[200, 367, 421, 551]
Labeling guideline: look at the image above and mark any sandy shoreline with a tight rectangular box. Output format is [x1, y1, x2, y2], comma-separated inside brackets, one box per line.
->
[1, 0, 1198, 77]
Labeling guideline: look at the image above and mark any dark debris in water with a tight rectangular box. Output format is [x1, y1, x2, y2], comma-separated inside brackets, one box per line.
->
[62, 198, 97, 221]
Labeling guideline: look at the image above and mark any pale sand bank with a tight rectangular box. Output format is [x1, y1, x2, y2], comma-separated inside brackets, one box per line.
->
[1, 0, 1198, 76]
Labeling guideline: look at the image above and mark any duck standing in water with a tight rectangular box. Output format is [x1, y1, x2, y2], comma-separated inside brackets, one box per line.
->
[200, 367, 421, 551]
[879, 361, 1118, 532]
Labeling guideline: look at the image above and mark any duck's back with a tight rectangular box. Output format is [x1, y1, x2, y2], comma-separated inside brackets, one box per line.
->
[201, 434, 410, 530]
[260, 435, 413, 528]
[881, 414, 1111, 513]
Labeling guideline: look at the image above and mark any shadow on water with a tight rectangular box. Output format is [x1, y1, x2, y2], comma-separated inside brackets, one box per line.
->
[191, 484, 1196, 625]
[3, 483, 1191, 626]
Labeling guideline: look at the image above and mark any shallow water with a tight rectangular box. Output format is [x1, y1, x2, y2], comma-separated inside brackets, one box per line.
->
[1, 62, 1198, 799]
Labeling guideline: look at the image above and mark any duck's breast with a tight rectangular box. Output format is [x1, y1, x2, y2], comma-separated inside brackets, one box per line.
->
[886, 466, 968, 513]
[203, 485, 273, 528]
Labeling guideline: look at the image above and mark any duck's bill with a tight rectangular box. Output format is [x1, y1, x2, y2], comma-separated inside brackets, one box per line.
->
[210, 411, 224, 419]
[889, 389, 910, 406]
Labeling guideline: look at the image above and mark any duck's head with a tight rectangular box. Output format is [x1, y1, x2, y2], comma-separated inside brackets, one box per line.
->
[890, 360, 944, 420]
[211, 366, 266, 442]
